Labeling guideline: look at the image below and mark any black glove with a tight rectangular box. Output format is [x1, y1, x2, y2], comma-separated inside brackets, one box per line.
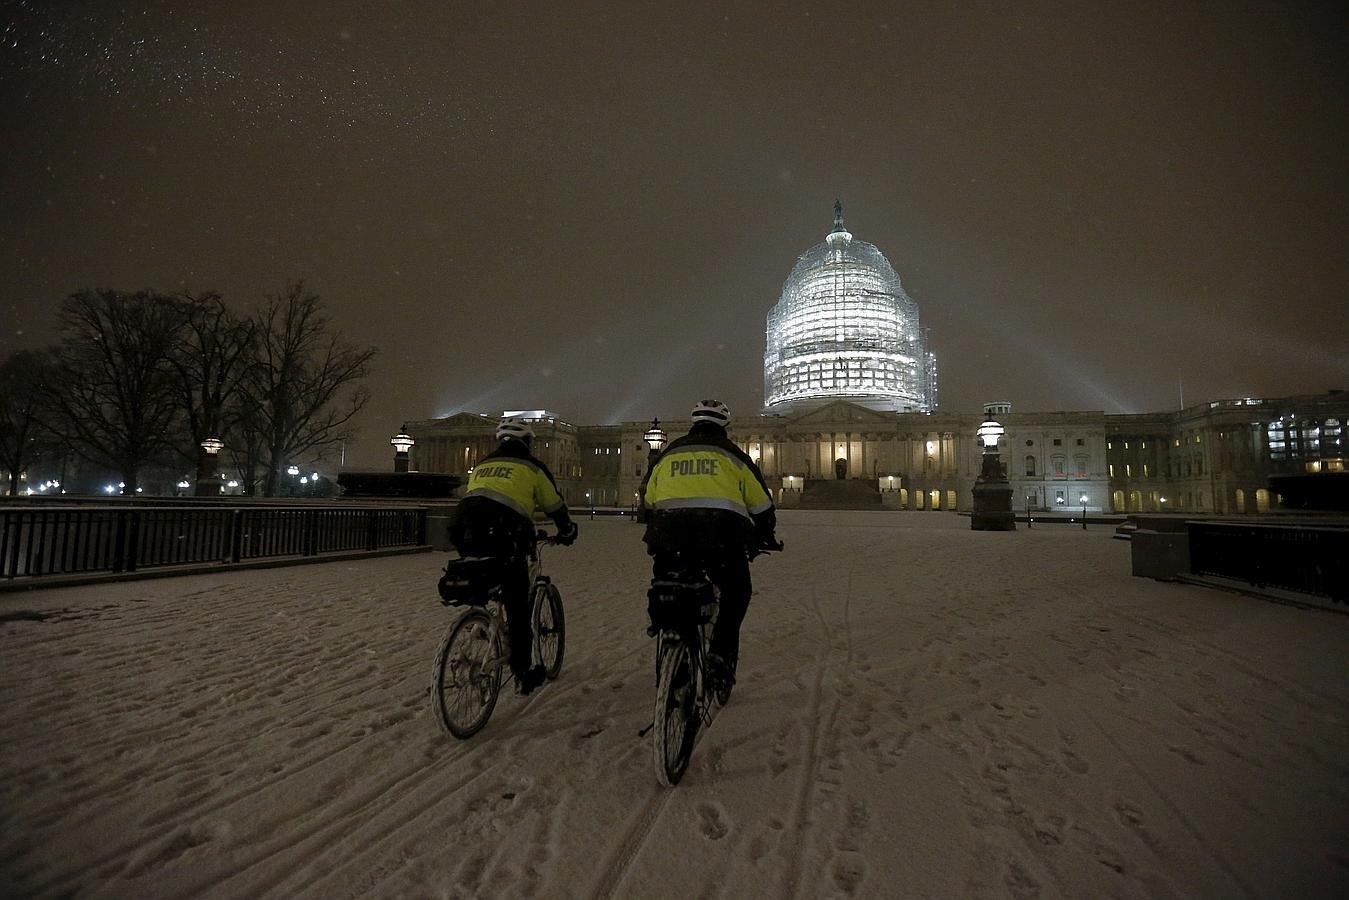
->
[555, 521, 578, 546]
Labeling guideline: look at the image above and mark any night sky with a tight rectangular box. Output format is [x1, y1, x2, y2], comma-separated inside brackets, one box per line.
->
[3, 1, 1346, 469]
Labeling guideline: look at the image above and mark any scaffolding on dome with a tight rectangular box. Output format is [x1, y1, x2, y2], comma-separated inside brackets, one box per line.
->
[763, 203, 937, 414]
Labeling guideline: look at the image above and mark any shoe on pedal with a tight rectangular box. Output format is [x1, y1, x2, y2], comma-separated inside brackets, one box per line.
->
[514, 665, 547, 696]
[707, 653, 736, 705]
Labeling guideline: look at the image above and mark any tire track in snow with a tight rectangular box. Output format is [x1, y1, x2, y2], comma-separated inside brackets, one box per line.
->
[590, 787, 675, 899]
[781, 580, 842, 899]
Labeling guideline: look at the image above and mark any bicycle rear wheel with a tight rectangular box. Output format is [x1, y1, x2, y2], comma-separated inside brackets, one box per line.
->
[653, 637, 699, 786]
[431, 609, 503, 739]
[534, 583, 566, 679]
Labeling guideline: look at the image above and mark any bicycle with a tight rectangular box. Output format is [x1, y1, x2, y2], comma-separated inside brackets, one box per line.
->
[647, 540, 781, 786]
[431, 529, 566, 739]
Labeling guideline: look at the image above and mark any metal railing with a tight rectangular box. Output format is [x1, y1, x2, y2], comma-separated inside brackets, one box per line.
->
[1, 505, 428, 580]
[1188, 520, 1349, 605]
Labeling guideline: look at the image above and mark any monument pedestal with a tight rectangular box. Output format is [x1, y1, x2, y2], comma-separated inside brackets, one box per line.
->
[971, 453, 1016, 531]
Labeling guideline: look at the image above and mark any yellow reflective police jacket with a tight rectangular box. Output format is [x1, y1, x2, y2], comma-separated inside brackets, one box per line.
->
[643, 434, 773, 522]
[464, 452, 566, 523]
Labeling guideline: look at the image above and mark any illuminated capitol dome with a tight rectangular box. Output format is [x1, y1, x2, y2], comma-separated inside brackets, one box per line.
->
[763, 201, 937, 414]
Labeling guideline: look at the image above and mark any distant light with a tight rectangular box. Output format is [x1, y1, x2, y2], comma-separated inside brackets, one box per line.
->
[177, 480, 191, 489]
[105, 484, 117, 493]
[390, 432, 415, 453]
[311, 472, 319, 481]
[300, 476, 309, 484]
[287, 465, 300, 476]
[200, 436, 225, 455]
[227, 480, 239, 488]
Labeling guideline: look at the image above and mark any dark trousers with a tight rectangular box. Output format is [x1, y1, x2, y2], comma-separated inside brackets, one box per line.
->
[651, 549, 753, 663]
[450, 503, 535, 678]
[498, 556, 534, 676]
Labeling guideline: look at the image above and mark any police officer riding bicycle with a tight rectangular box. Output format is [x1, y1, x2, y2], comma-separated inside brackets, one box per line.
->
[448, 418, 578, 695]
[641, 400, 781, 703]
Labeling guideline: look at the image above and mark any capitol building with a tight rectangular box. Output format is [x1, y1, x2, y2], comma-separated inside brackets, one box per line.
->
[404, 204, 1347, 515]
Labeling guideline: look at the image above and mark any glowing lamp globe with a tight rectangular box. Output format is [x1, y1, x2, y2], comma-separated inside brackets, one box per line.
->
[200, 437, 225, 455]
[390, 433, 415, 453]
[643, 418, 667, 452]
[976, 417, 1004, 453]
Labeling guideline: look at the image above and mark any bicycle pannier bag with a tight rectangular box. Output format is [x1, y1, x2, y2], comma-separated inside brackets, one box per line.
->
[647, 579, 716, 630]
[438, 557, 503, 606]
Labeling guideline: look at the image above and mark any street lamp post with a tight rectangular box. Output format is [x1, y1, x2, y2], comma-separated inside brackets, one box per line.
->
[971, 412, 1015, 531]
[390, 432, 415, 473]
[197, 437, 224, 497]
[638, 417, 667, 524]
[1080, 493, 1089, 530]
[286, 464, 300, 497]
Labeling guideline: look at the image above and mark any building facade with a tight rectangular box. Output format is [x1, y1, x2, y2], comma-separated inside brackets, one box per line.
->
[1106, 392, 1348, 514]
[404, 396, 1347, 516]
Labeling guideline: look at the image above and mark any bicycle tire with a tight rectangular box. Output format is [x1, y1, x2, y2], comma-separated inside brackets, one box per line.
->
[431, 609, 502, 739]
[534, 583, 565, 679]
[653, 638, 698, 786]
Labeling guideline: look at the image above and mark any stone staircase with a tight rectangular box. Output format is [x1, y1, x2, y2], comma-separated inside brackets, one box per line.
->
[798, 479, 883, 510]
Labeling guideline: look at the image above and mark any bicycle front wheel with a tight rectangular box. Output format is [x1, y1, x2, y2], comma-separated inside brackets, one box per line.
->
[431, 609, 503, 739]
[534, 583, 566, 679]
[653, 637, 699, 786]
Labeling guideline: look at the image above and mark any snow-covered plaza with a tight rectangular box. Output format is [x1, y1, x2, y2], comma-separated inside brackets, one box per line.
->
[3, 511, 1347, 899]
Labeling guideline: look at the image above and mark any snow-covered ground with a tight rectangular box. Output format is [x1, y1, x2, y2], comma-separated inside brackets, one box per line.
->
[2, 511, 1347, 899]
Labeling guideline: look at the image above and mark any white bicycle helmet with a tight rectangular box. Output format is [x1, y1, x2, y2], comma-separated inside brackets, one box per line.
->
[690, 399, 730, 428]
[496, 418, 534, 443]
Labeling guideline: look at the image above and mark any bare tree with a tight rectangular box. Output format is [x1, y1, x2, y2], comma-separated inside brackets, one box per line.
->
[49, 290, 190, 494]
[0, 349, 59, 495]
[243, 283, 376, 497]
[168, 291, 256, 495]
